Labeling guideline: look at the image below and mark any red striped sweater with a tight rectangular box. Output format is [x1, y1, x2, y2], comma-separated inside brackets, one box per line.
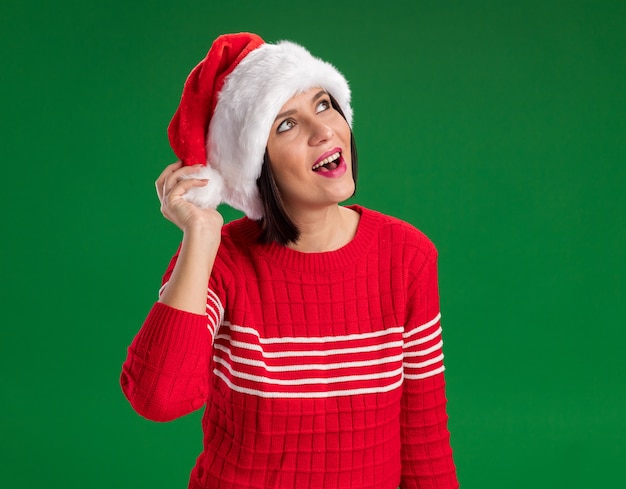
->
[121, 205, 458, 489]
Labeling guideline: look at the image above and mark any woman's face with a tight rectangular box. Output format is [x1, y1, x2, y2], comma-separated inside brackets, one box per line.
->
[266, 87, 354, 216]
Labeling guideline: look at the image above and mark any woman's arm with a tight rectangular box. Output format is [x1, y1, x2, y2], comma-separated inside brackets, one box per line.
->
[400, 248, 459, 489]
[120, 162, 224, 422]
[156, 161, 224, 313]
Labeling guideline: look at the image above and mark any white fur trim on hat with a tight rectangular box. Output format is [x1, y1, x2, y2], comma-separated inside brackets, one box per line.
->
[183, 40, 352, 220]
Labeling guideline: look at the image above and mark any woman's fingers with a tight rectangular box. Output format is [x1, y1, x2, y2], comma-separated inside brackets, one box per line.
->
[159, 172, 210, 224]
[161, 164, 204, 198]
[155, 161, 182, 199]
[156, 162, 206, 201]
[165, 177, 209, 202]
[152, 161, 222, 233]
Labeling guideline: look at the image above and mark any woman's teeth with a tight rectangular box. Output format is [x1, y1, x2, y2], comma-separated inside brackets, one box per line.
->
[312, 151, 341, 171]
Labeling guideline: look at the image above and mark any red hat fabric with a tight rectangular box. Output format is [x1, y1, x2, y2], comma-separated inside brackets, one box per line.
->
[167, 32, 352, 219]
[168, 33, 264, 168]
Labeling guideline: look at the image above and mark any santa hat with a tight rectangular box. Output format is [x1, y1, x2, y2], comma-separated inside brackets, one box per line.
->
[167, 32, 352, 220]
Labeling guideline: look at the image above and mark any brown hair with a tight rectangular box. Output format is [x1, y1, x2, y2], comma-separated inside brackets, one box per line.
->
[256, 95, 358, 245]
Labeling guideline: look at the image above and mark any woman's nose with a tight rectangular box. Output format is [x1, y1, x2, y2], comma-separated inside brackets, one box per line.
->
[308, 120, 334, 145]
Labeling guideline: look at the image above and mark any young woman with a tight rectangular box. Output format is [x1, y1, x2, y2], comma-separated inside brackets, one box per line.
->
[121, 32, 459, 489]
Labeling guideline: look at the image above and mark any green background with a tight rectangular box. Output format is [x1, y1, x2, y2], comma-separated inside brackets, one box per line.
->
[1, 0, 624, 487]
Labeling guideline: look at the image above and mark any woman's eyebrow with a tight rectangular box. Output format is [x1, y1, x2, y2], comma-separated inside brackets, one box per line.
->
[274, 90, 328, 122]
[311, 90, 327, 102]
[274, 109, 296, 121]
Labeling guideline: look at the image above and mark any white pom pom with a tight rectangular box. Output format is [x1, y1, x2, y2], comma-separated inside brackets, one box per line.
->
[181, 165, 225, 209]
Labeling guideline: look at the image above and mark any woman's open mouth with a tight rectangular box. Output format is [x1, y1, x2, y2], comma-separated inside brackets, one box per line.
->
[312, 151, 341, 172]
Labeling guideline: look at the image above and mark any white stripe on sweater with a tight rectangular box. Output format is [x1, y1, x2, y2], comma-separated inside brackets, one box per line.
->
[215, 335, 403, 358]
[207, 288, 224, 323]
[402, 313, 441, 340]
[214, 355, 403, 386]
[404, 365, 445, 380]
[403, 327, 442, 350]
[222, 323, 404, 344]
[403, 340, 443, 357]
[403, 353, 445, 370]
[213, 369, 405, 399]
[214, 343, 404, 372]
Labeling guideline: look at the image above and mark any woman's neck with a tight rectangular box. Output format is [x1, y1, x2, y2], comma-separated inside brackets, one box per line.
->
[287, 205, 360, 253]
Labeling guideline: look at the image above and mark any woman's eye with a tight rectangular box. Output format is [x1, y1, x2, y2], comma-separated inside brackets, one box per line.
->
[316, 99, 330, 113]
[277, 119, 295, 133]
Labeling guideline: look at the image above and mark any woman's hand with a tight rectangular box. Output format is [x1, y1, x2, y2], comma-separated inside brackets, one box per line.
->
[155, 161, 224, 234]
[155, 162, 223, 313]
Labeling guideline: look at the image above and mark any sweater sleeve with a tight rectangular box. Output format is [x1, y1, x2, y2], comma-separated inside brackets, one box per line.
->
[400, 246, 459, 489]
[120, 247, 224, 422]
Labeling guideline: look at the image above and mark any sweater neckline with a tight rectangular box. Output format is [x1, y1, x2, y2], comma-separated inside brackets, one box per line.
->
[241, 205, 379, 273]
